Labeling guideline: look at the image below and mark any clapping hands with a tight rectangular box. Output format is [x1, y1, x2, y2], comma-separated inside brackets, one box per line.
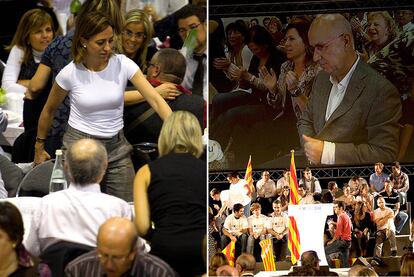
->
[259, 66, 278, 92]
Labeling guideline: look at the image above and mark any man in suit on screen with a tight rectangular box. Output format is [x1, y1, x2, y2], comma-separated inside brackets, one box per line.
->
[298, 13, 401, 165]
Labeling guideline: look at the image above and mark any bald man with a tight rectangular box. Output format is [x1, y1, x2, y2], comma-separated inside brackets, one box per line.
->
[25, 139, 132, 256]
[66, 217, 177, 277]
[298, 13, 401, 165]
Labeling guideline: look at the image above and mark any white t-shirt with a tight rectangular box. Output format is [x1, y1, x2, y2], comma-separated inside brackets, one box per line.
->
[374, 207, 396, 232]
[267, 213, 289, 234]
[248, 214, 268, 234]
[223, 213, 248, 236]
[228, 179, 251, 207]
[56, 54, 138, 137]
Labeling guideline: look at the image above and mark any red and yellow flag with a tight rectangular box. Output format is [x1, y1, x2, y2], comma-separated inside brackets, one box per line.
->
[221, 241, 236, 266]
[260, 238, 276, 271]
[288, 150, 301, 265]
[244, 155, 254, 196]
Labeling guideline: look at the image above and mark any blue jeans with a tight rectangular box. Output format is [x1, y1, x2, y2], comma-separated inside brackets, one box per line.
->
[325, 239, 351, 268]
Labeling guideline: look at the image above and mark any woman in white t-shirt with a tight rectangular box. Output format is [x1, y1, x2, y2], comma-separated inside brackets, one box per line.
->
[33, 11, 172, 201]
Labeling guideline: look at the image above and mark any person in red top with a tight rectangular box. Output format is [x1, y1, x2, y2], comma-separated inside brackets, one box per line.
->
[324, 200, 352, 268]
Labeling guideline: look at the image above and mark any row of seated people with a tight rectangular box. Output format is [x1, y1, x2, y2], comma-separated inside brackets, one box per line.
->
[2, 111, 207, 277]
[209, 178, 412, 267]
[209, 249, 414, 276]
[0, 201, 178, 277]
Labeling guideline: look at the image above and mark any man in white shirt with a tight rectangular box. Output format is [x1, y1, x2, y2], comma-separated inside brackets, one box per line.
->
[276, 169, 290, 195]
[374, 196, 397, 257]
[396, 10, 414, 32]
[256, 170, 276, 215]
[221, 203, 248, 258]
[25, 138, 132, 256]
[246, 203, 267, 255]
[228, 171, 251, 218]
[298, 13, 401, 165]
[267, 200, 288, 261]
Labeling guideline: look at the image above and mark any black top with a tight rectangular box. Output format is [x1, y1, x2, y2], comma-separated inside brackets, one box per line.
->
[148, 152, 206, 277]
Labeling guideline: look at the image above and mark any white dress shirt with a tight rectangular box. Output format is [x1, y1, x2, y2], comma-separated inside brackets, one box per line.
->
[25, 183, 132, 256]
[321, 56, 360, 164]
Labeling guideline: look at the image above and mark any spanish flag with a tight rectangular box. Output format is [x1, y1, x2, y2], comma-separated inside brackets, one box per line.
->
[260, 238, 276, 271]
[288, 150, 301, 265]
[244, 155, 254, 197]
[221, 241, 235, 266]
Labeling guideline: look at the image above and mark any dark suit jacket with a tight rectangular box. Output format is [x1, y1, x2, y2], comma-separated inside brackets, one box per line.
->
[124, 91, 204, 144]
[297, 59, 401, 165]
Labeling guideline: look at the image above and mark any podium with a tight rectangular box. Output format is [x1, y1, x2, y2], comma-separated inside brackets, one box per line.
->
[288, 204, 333, 266]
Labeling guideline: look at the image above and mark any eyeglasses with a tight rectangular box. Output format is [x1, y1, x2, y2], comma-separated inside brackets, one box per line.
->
[311, 33, 344, 53]
[178, 23, 201, 35]
[98, 252, 130, 263]
[122, 30, 146, 40]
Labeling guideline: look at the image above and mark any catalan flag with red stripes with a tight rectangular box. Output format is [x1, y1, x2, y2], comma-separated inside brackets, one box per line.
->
[288, 150, 301, 265]
[244, 155, 254, 197]
[260, 238, 276, 271]
[221, 241, 235, 266]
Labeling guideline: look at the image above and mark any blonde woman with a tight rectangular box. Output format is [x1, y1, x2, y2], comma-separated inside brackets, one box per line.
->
[121, 9, 157, 73]
[2, 8, 56, 131]
[134, 111, 205, 277]
[364, 11, 399, 60]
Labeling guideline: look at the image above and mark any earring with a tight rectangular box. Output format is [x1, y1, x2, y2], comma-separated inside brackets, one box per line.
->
[82, 44, 86, 48]
[12, 243, 16, 248]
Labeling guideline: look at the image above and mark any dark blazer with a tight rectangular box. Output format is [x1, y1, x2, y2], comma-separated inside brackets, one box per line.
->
[298, 59, 401, 165]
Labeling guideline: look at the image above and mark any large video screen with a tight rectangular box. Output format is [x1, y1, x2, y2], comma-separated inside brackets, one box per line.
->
[209, 8, 414, 171]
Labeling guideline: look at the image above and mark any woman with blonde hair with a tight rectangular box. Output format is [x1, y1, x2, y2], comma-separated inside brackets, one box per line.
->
[400, 252, 414, 276]
[134, 110, 206, 277]
[2, 8, 56, 131]
[364, 11, 399, 60]
[209, 252, 229, 276]
[121, 9, 157, 73]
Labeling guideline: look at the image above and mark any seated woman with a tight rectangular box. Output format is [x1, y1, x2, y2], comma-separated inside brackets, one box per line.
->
[210, 25, 285, 166]
[0, 201, 51, 276]
[363, 11, 398, 60]
[2, 8, 56, 132]
[352, 201, 373, 257]
[134, 111, 206, 277]
[260, 18, 319, 121]
[211, 19, 253, 102]
[121, 9, 157, 74]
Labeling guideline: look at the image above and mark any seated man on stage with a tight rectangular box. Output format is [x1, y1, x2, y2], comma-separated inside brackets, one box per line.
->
[246, 203, 268, 256]
[255, 170, 277, 215]
[379, 179, 409, 234]
[324, 201, 352, 268]
[374, 196, 397, 257]
[298, 184, 315, 204]
[221, 203, 248, 257]
[267, 200, 288, 261]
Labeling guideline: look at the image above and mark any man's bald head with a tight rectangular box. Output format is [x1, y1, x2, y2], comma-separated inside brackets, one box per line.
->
[97, 217, 138, 277]
[65, 138, 108, 185]
[310, 14, 353, 41]
[236, 253, 256, 274]
[98, 217, 138, 249]
[147, 48, 187, 84]
[308, 13, 357, 81]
